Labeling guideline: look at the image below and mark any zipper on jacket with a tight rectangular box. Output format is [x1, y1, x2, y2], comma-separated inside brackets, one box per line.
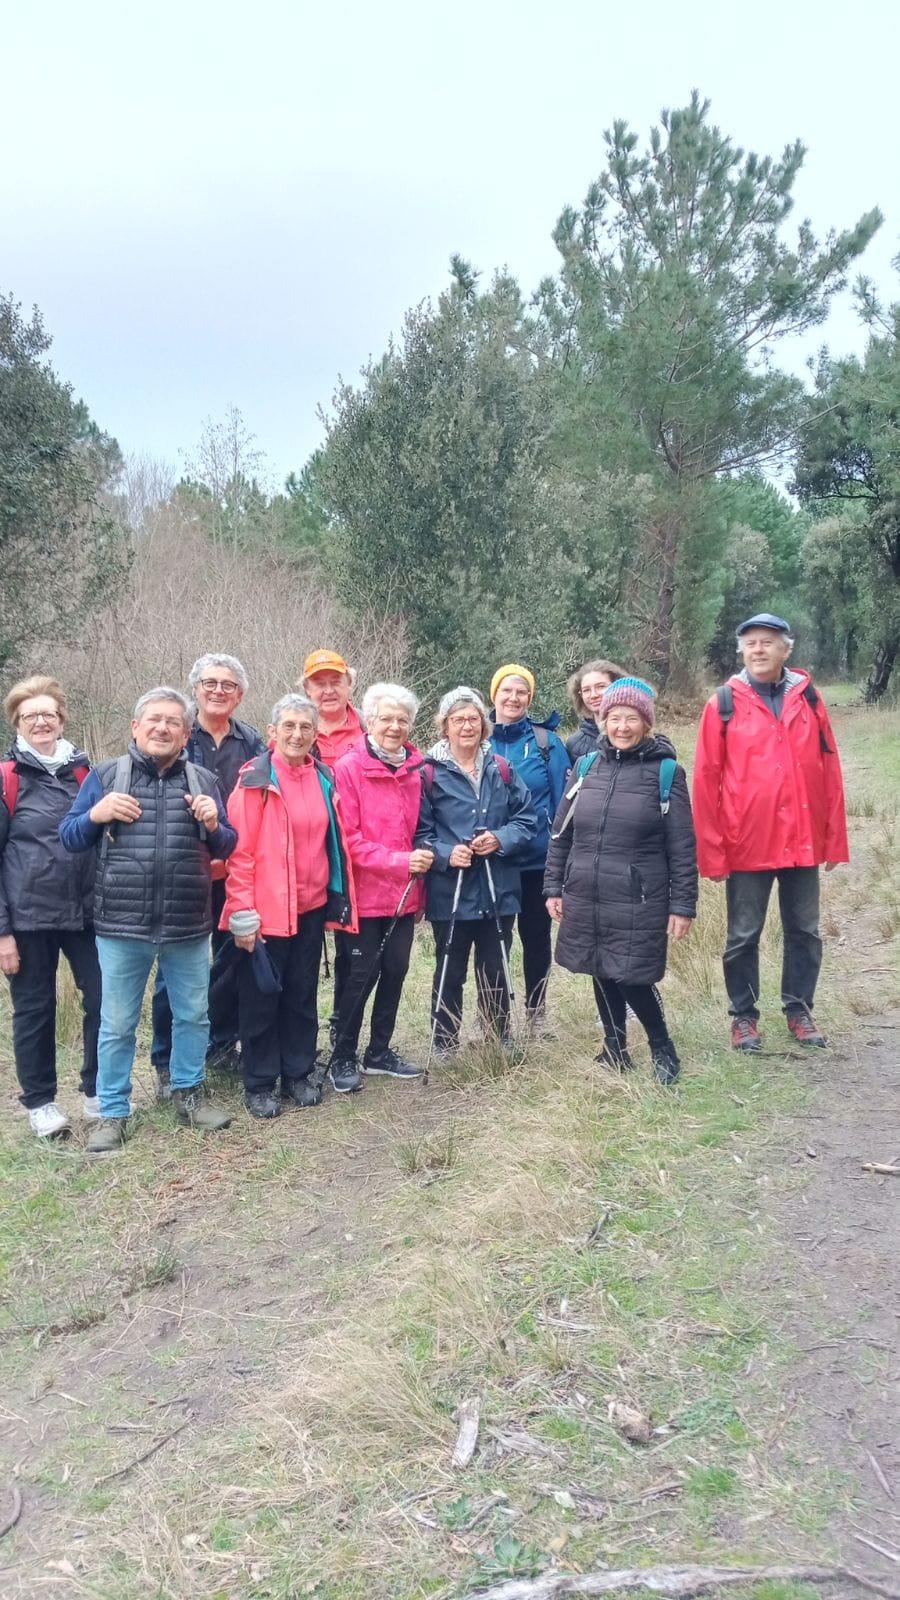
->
[630, 864, 647, 903]
[590, 753, 621, 946]
[151, 774, 165, 939]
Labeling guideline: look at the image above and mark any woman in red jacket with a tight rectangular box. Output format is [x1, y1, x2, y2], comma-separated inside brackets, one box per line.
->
[222, 695, 356, 1119]
[331, 683, 434, 1089]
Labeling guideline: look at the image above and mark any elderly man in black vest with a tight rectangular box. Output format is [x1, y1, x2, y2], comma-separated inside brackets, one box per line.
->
[60, 687, 237, 1153]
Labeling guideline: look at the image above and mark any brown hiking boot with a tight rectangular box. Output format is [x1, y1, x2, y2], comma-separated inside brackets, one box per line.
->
[171, 1086, 232, 1130]
[87, 1117, 128, 1155]
[731, 1016, 762, 1052]
[787, 1012, 827, 1047]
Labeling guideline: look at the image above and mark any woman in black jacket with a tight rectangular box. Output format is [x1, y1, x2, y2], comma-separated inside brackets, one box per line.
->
[544, 677, 697, 1083]
[0, 676, 100, 1138]
[565, 658, 626, 764]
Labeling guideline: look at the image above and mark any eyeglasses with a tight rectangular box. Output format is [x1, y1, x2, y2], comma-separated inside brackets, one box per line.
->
[374, 714, 411, 729]
[19, 709, 60, 725]
[448, 714, 482, 727]
[198, 678, 241, 694]
[278, 721, 316, 736]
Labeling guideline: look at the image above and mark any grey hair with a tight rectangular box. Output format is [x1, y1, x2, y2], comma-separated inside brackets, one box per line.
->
[736, 635, 794, 656]
[188, 653, 249, 691]
[362, 681, 420, 726]
[270, 693, 319, 728]
[435, 685, 490, 740]
[133, 686, 192, 725]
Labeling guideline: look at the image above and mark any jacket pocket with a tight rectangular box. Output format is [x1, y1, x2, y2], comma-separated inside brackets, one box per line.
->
[629, 865, 646, 903]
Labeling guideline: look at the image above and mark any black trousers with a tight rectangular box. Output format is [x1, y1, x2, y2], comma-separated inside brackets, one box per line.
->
[518, 869, 553, 1013]
[237, 905, 327, 1093]
[152, 880, 232, 1068]
[593, 977, 670, 1054]
[724, 867, 822, 1019]
[333, 913, 416, 1058]
[430, 916, 514, 1047]
[9, 928, 101, 1109]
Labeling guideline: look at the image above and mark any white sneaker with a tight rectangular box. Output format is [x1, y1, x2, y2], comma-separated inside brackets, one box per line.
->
[82, 1095, 102, 1121]
[28, 1102, 72, 1139]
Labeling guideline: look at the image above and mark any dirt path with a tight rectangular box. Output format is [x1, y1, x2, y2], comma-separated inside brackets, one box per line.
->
[763, 1019, 900, 1577]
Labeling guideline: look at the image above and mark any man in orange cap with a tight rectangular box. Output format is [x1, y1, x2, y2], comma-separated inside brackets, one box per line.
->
[300, 651, 364, 767]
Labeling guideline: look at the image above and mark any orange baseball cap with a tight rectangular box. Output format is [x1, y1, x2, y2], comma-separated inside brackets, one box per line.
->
[302, 648, 350, 679]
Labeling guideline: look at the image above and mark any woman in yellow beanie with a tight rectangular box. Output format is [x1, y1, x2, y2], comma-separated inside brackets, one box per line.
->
[488, 666, 570, 1033]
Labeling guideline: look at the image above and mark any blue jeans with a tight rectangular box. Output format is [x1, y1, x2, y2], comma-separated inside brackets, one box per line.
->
[96, 936, 210, 1118]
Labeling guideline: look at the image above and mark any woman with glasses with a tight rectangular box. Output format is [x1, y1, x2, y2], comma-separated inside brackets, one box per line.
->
[330, 683, 434, 1089]
[0, 677, 101, 1138]
[222, 695, 357, 1119]
[415, 687, 537, 1056]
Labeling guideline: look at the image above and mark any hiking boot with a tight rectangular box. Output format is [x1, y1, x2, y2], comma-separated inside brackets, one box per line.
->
[363, 1047, 423, 1080]
[156, 1067, 173, 1102]
[731, 1016, 762, 1053]
[87, 1117, 127, 1155]
[651, 1041, 682, 1086]
[595, 1044, 635, 1072]
[28, 1102, 71, 1139]
[329, 1058, 363, 1094]
[206, 1042, 241, 1073]
[171, 1085, 232, 1131]
[81, 1094, 102, 1121]
[245, 1089, 282, 1119]
[787, 1012, 827, 1048]
[526, 1008, 557, 1040]
[283, 1076, 322, 1109]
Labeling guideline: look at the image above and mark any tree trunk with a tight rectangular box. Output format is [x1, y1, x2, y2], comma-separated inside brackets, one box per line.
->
[864, 632, 898, 703]
[645, 511, 682, 689]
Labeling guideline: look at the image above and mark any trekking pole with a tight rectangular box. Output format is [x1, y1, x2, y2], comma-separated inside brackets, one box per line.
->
[320, 876, 419, 1086]
[481, 851, 521, 1038]
[425, 866, 466, 1080]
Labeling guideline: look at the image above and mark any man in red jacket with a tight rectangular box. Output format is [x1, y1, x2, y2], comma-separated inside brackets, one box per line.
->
[693, 613, 849, 1053]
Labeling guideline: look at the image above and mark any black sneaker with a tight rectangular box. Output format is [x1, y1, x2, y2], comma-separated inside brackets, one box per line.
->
[245, 1089, 282, 1119]
[651, 1041, 681, 1085]
[283, 1076, 323, 1108]
[363, 1047, 423, 1080]
[329, 1058, 362, 1094]
[206, 1043, 241, 1073]
[595, 1043, 635, 1072]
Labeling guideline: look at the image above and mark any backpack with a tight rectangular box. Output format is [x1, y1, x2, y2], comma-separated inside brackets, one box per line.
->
[421, 753, 513, 794]
[0, 757, 90, 815]
[716, 679, 832, 754]
[555, 750, 677, 837]
[531, 726, 551, 764]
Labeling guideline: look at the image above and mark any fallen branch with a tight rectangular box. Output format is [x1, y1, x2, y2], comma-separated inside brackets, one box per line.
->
[867, 1450, 895, 1501]
[853, 1534, 900, 1565]
[466, 1561, 900, 1600]
[862, 1164, 900, 1177]
[92, 1419, 190, 1486]
[0, 1485, 22, 1540]
[451, 1397, 480, 1469]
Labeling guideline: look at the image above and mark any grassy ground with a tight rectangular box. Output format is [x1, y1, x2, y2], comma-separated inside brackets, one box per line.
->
[0, 699, 897, 1600]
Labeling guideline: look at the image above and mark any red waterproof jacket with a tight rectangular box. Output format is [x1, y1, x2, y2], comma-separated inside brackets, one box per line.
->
[221, 752, 358, 937]
[692, 671, 849, 878]
[314, 706, 364, 767]
[333, 740, 427, 919]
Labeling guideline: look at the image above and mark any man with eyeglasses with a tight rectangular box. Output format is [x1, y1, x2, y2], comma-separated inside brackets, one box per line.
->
[150, 655, 265, 1094]
[60, 688, 237, 1153]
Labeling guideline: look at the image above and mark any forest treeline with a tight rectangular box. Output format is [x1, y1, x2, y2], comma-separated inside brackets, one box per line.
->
[2, 93, 898, 717]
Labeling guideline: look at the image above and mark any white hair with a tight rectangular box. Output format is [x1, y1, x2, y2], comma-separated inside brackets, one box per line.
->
[362, 681, 420, 725]
[736, 635, 794, 656]
[270, 693, 318, 727]
[133, 686, 192, 725]
[188, 653, 249, 691]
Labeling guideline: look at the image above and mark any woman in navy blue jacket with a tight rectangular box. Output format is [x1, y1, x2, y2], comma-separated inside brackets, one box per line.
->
[415, 687, 537, 1054]
[488, 664, 569, 1031]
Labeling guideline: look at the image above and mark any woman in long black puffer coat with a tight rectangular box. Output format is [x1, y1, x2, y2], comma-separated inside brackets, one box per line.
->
[544, 677, 697, 1083]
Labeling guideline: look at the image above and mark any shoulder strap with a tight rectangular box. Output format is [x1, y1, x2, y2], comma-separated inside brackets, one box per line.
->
[0, 760, 17, 816]
[575, 751, 599, 781]
[184, 759, 209, 840]
[421, 760, 434, 795]
[493, 754, 512, 786]
[716, 684, 734, 724]
[533, 726, 550, 763]
[555, 750, 599, 838]
[658, 757, 677, 815]
[800, 678, 832, 753]
[100, 753, 133, 871]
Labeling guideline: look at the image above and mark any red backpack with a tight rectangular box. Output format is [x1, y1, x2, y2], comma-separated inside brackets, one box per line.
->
[0, 758, 90, 815]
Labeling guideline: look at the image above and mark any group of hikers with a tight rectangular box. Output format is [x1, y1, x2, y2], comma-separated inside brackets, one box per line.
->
[0, 613, 849, 1153]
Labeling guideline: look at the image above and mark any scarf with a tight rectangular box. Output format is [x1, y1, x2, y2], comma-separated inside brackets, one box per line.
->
[428, 738, 489, 791]
[15, 733, 78, 774]
[366, 735, 406, 768]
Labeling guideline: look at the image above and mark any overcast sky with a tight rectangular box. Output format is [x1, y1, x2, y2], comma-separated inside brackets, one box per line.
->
[3, 0, 896, 486]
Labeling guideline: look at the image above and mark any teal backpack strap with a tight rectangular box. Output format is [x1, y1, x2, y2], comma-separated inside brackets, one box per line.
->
[658, 757, 677, 815]
[555, 751, 599, 836]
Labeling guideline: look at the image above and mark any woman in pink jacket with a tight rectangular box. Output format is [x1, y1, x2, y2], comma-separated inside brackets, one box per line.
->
[222, 695, 357, 1119]
[331, 683, 434, 1089]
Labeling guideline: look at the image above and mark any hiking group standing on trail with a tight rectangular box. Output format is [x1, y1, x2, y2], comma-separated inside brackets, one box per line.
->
[0, 615, 849, 1150]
